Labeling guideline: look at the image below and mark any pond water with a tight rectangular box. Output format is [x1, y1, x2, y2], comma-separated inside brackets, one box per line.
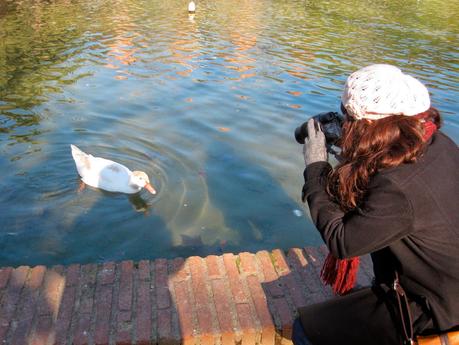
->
[1, 0, 458, 267]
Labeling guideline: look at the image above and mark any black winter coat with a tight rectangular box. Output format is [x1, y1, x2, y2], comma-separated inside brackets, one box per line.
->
[302, 131, 459, 333]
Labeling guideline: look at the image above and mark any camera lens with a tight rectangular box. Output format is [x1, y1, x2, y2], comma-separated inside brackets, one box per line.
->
[294, 121, 310, 144]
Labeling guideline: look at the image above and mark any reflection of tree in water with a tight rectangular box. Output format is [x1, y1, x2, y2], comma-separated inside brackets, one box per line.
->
[2, 0, 455, 133]
[218, 0, 264, 81]
[167, 14, 201, 78]
[168, 34, 201, 78]
[0, 0, 89, 141]
[104, 1, 140, 76]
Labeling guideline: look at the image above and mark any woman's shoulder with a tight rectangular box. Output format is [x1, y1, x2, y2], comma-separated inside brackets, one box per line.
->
[432, 131, 459, 149]
[376, 131, 459, 187]
[422, 131, 459, 167]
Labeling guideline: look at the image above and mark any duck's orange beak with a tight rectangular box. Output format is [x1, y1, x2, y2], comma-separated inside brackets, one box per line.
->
[144, 183, 156, 195]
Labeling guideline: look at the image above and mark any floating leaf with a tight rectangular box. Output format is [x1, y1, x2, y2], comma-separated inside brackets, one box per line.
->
[185, 97, 193, 103]
[115, 75, 128, 80]
[289, 104, 302, 109]
[218, 127, 231, 132]
[288, 91, 302, 96]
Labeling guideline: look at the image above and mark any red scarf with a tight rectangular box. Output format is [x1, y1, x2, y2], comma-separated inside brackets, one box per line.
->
[321, 118, 437, 295]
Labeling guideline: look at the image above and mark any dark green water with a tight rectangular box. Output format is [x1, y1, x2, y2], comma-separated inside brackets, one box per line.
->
[0, 0, 458, 267]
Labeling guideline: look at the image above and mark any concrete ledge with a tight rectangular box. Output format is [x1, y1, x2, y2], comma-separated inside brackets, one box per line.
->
[0, 245, 373, 345]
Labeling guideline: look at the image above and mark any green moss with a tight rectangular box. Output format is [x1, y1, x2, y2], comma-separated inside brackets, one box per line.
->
[235, 256, 241, 274]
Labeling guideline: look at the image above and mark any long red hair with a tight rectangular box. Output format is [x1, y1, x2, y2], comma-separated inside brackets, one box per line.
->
[327, 107, 441, 211]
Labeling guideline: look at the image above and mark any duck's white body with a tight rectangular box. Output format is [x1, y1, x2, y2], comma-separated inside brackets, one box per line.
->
[70, 145, 155, 194]
[188, 1, 196, 13]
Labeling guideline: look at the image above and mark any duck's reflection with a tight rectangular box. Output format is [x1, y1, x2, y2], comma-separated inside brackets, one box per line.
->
[128, 193, 150, 215]
[75, 179, 152, 215]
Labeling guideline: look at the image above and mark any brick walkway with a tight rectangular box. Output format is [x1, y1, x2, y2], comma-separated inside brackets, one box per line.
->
[0, 245, 373, 345]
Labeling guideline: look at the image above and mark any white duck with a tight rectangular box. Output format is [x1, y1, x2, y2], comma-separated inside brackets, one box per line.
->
[188, 1, 196, 13]
[70, 145, 156, 194]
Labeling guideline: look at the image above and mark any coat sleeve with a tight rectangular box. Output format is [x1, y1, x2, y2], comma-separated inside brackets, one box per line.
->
[303, 162, 413, 259]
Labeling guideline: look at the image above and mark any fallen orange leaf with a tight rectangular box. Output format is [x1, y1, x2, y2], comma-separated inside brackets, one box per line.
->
[288, 91, 302, 96]
[218, 127, 231, 132]
[289, 104, 302, 109]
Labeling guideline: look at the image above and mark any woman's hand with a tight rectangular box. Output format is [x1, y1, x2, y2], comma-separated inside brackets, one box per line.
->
[303, 118, 328, 166]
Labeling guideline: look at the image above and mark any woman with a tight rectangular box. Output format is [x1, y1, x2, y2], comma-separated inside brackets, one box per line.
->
[294, 64, 459, 345]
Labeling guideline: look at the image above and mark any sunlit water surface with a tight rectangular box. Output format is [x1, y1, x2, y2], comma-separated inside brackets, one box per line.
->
[0, 0, 458, 266]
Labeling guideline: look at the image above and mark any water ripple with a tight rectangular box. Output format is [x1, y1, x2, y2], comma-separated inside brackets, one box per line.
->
[0, 0, 458, 266]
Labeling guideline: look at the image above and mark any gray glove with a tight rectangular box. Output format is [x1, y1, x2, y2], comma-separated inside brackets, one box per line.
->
[303, 118, 327, 166]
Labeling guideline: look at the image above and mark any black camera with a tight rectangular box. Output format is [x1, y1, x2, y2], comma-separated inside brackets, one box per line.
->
[295, 111, 344, 146]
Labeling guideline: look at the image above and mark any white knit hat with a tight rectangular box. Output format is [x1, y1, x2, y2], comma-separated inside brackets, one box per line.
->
[341, 64, 431, 120]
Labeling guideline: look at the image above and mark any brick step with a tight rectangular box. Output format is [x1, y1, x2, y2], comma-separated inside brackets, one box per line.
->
[0, 245, 373, 345]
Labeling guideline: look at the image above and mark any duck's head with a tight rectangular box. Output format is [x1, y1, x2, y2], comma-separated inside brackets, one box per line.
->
[131, 171, 156, 194]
